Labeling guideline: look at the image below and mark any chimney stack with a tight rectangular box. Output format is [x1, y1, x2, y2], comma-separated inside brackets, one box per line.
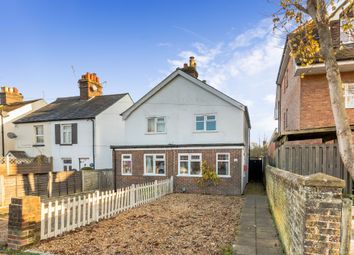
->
[180, 56, 198, 78]
[0, 86, 24, 105]
[78, 72, 103, 100]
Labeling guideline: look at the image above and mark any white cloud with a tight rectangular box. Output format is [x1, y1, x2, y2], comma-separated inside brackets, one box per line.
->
[168, 18, 284, 142]
[263, 94, 276, 104]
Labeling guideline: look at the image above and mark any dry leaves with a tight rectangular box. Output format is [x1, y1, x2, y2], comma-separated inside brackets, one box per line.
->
[34, 193, 243, 255]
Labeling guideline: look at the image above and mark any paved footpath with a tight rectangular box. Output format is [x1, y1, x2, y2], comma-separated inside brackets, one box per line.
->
[234, 182, 283, 255]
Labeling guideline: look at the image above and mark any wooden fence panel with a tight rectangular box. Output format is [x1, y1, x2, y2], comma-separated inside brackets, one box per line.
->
[274, 144, 352, 193]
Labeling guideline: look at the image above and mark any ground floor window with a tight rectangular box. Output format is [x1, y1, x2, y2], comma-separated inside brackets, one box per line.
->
[216, 153, 230, 176]
[121, 154, 132, 175]
[62, 158, 72, 171]
[144, 154, 165, 175]
[178, 153, 202, 176]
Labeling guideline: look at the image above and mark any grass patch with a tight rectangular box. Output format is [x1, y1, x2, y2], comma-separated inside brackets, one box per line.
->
[221, 244, 234, 255]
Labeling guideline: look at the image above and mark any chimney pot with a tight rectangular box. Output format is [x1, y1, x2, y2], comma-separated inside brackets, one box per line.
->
[0, 86, 23, 105]
[180, 57, 198, 79]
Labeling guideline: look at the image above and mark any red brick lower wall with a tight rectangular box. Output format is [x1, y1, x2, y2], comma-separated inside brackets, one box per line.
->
[113, 148, 243, 195]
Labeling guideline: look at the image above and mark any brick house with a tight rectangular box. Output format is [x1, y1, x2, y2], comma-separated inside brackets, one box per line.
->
[111, 57, 251, 195]
[274, 3, 354, 144]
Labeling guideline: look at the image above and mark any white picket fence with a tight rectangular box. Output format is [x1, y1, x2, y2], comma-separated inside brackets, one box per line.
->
[40, 177, 173, 240]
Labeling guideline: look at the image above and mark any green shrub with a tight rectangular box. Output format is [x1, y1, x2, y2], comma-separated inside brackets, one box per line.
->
[197, 161, 220, 191]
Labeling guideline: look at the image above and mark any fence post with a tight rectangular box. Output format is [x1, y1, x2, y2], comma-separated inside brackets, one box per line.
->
[170, 176, 173, 193]
[48, 171, 53, 197]
[154, 180, 158, 199]
[95, 190, 99, 221]
[130, 184, 135, 208]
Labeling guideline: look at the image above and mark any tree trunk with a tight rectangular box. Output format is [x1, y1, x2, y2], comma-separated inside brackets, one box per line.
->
[307, 0, 354, 179]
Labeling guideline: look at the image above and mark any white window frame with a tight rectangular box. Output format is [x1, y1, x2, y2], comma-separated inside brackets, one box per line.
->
[144, 154, 166, 176]
[195, 114, 217, 132]
[178, 153, 202, 177]
[146, 117, 166, 134]
[121, 154, 132, 175]
[216, 153, 231, 177]
[61, 124, 72, 144]
[340, 18, 354, 44]
[34, 125, 44, 144]
[62, 158, 72, 171]
[344, 83, 354, 108]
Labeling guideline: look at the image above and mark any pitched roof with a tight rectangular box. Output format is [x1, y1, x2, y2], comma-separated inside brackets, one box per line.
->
[1, 99, 42, 113]
[121, 69, 251, 128]
[14, 94, 128, 124]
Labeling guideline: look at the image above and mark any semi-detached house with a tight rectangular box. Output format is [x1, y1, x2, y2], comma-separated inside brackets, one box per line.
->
[111, 57, 251, 195]
[14, 73, 133, 171]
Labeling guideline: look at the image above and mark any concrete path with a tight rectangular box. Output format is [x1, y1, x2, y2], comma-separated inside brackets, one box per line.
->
[234, 182, 283, 255]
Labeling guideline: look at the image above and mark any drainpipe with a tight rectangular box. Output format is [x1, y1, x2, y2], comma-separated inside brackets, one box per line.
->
[91, 119, 96, 169]
[112, 149, 117, 190]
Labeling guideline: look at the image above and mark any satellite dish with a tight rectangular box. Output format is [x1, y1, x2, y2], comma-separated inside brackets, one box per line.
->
[91, 85, 98, 92]
[7, 132, 17, 139]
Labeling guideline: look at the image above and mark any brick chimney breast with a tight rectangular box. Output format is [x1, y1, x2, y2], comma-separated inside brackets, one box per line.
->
[78, 72, 103, 100]
[180, 56, 198, 79]
[0, 86, 24, 105]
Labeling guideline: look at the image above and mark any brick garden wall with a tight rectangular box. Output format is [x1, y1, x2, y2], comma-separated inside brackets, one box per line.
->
[266, 165, 350, 254]
[114, 148, 242, 195]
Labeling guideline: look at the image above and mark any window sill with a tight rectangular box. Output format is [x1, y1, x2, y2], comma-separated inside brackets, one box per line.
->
[145, 132, 167, 135]
[143, 174, 166, 176]
[33, 144, 45, 147]
[218, 175, 231, 178]
[59, 144, 73, 146]
[177, 174, 202, 178]
[193, 130, 218, 134]
[121, 173, 132, 176]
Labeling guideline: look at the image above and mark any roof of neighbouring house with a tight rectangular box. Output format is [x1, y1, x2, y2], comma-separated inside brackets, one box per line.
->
[14, 94, 129, 124]
[1, 99, 42, 113]
[7, 150, 30, 159]
[121, 69, 251, 128]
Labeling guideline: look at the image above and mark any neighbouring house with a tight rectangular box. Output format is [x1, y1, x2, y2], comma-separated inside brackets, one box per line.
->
[274, 2, 354, 145]
[14, 72, 133, 172]
[0, 86, 47, 156]
[111, 57, 251, 195]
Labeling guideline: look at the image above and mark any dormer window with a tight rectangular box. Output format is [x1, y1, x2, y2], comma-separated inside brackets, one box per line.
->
[340, 19, 354, 44]
[147, 117, 166, 133]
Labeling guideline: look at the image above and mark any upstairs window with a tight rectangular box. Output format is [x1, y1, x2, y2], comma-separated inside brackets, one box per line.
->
[195, 115, 216, 131]
[147, 117, 166, 133]
[34, 125, 44, 144]
[344, 83, 354, 108]
[61, 124, 72, 144]
[340, 19, 354, 44]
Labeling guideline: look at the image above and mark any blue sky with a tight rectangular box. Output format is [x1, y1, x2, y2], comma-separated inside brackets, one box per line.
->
[0, 0, 284, 143]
